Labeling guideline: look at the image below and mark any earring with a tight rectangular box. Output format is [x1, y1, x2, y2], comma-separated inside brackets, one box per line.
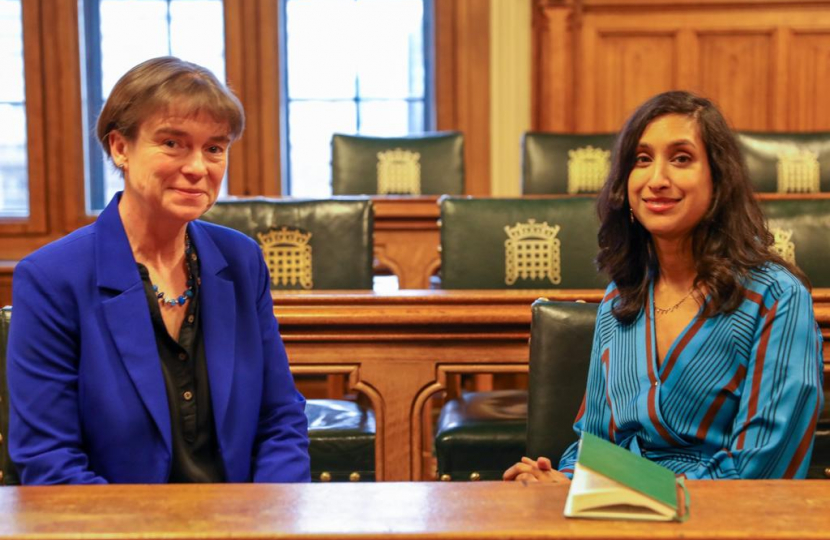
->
[629, 208, 635, 224]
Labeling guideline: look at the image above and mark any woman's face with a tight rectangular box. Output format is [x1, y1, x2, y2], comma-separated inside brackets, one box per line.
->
[627, 113, 713, 243]
[110, 110, 231, 225]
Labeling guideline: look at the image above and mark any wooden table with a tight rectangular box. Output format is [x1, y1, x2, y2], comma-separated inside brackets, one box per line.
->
[1, 481, 828, 539]
[371, 196, 441, 289]
[274, 289, 830, 482]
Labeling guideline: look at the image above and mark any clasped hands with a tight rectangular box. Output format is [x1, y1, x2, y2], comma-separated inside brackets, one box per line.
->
[502, 456, 571, 483]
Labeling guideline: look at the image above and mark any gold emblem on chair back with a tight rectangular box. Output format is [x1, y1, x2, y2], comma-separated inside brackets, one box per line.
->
[776, 149, 820, 193]
[567, 146, 610, 194]
[504, 219, 562, 285]
[376, 148, 422, 195]
[771, 227, 796, 265]
[257, 227, 314, 289]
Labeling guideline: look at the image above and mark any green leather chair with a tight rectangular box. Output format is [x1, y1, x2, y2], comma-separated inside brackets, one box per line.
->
[522, 132, 617, 195]
[434, 390, 528, 481]
[434, 197, 605, 480]
[810, 392, 830, 479]
[439, 196, 607, 290]
[201, 198, 374, 290]
[331, 132, 464, 195]
[203, 198, 377, 482]
[759, 198, 830, 288]
[525, 300, 596, 463]
[306, 400, 376, 482]
[1, 306, 20, 485]
[737, 132, 830, 193]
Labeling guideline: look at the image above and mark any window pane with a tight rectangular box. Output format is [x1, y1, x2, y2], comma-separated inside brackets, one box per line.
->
[86, 0, 227, 211]
[285, 0, 357, 100]
[355, 0, 424, 99]
[359, 100, 424, 136]
[0, 0, 27, 217]
[283, 0, 429, 196]
[288, 101, 356, 198]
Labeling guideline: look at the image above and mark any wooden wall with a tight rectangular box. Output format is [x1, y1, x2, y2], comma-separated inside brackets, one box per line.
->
[533, 0, 830, 132]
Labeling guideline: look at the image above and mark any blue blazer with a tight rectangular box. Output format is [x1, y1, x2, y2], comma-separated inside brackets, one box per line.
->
[7, 195, 310, 484]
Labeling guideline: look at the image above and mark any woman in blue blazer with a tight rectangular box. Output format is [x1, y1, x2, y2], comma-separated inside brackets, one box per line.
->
[7, 57, 310, 484]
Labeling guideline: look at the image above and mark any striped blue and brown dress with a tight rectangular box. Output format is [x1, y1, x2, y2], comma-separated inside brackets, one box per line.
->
[559, 264, 824, 479]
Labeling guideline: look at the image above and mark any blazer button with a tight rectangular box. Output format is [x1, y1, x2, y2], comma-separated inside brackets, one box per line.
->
[178, 352, 187, 361]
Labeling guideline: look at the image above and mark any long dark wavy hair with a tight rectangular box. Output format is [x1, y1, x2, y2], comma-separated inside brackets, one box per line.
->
[596, 90, 809, 324]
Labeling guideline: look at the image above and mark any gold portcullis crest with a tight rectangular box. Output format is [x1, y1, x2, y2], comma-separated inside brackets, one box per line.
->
[567, 145, 610, 193]
[376, 148, 422, 195]
[257, 226, 313, 289]
[771, 227, 796, 265]
[776, 148, 820, 193]
[504, 219, 562, 285]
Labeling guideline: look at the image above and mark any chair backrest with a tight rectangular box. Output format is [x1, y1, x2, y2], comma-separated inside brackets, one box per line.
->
[439, 196, 607, 289]
[526, 300, 597, 461]
[331, 132, 464, 195]
[1, 306, 20, 485]
[737, 132, 830, 193]
[810, 392, 830, 479]
[759, 198, 830, 288]
[201, 198, 374, 290]
[522, 132, 617, 195]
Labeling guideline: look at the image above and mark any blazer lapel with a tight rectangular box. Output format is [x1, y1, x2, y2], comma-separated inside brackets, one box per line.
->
[96, 196, 172, 454]
[189, 221, 236, 436]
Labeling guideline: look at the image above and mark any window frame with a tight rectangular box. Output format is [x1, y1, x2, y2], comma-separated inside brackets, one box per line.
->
[277, 0, 436, 196]
[0, 0, 47, 236]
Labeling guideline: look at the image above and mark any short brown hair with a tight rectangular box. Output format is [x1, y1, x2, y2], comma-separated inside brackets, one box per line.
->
[96, 56, 245, 158]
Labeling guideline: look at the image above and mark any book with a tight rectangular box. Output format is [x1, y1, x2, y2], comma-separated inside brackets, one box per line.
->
[564, 432, 690, 522]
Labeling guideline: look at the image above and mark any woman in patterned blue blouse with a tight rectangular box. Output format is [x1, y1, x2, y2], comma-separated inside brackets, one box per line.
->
[504, 90, 824, 482]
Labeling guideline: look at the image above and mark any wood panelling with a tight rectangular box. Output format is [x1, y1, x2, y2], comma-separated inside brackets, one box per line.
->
[789, 32, 830, 129]
[590, 33, 676, 131]
[224, 0, 282, 197]
[698, 33, 774, 129]
[534, 0, 830, 132]
[435, 0, 491, 195]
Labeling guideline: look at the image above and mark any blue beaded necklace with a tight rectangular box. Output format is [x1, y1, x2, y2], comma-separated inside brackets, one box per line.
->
[152, 233, 196, 308]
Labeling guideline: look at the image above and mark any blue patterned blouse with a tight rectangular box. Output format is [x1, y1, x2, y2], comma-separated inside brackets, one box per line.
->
[559, 264, 825, 479]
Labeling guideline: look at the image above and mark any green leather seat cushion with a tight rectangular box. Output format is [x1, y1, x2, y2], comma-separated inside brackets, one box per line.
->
[435, 390, 527, 481]
[307, 399, 375, 482]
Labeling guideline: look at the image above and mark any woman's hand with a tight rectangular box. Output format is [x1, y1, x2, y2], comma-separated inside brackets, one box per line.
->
[503, 456, 571, 483]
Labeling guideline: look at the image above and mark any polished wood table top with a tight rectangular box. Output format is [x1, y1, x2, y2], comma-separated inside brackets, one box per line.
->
[0, 481, 828, 539]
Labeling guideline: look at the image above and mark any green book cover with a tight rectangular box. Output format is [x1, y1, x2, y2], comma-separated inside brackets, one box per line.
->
[576, 431, 679, 510]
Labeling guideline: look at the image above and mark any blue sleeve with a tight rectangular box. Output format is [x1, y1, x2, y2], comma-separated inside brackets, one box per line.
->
[7, 259, 107, 484]
[249, 250, 311, 482]
[558, 301, 615, 477]
[686, 283, 824, 479]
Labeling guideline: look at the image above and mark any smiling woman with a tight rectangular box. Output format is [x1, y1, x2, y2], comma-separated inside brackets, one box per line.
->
[504, 91, 824, 483]
[6, 57, 311, 485]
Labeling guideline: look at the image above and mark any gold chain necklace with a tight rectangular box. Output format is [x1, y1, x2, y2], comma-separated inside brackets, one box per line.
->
[654, 286, 695, 316]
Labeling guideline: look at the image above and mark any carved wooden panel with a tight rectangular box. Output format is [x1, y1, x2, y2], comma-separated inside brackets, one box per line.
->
[788, 32, 830, 130]
[698, 33, 774, 130]
[534, 0, 830, 133]
[590, 33, 676, 131]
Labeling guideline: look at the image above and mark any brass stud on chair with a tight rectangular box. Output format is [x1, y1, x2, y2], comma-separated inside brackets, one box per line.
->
[824, 467, 830, 479]
[349, 472, 361, 482]
[440, 474, 451, 482]
[0, 471, 4, 483]
[319, 471, 332, 482]
[469, 472, 481, 481]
